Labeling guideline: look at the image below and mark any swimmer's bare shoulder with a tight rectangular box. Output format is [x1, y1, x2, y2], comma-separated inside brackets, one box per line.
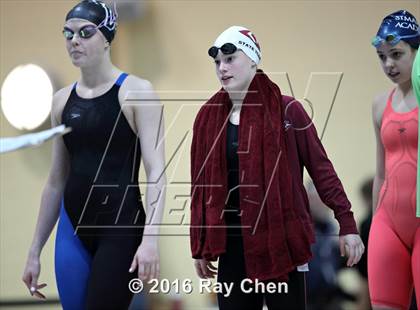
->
[51, 85, 74, 125]
[117, 74, 159, 131]
[118, 74, 154, 102]
[372, 91, 388, 129]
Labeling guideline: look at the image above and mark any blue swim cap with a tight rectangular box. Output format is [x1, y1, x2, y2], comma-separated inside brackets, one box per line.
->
[372, 10, 420, 49]
[66, 0, 117, 43]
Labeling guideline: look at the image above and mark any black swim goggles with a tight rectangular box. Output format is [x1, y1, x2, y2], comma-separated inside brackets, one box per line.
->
[208, 43, 237, 58]
[62, 25, 100, 40]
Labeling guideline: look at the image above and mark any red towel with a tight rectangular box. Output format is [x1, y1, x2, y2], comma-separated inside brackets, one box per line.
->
[190, 70, 312, 281]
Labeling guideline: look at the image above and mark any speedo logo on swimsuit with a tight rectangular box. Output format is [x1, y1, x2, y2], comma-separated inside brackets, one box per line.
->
[70, 113, 81, 119]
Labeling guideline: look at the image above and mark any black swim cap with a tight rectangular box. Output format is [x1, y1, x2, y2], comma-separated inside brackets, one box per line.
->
[66, 0, 117, 43]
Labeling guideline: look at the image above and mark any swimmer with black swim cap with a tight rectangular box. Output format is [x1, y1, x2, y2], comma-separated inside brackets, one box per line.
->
[61, 0, 119, 69]
[22, 1, 166, 308]
[65, 0, 117, 43]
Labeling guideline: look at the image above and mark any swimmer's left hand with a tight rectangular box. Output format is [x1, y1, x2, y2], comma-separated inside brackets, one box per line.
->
[129, 240, 160, 281]
[339, 234, 365, 267]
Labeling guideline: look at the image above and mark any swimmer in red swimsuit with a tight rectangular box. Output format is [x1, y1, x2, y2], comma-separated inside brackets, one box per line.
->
[369, 10, 420, 310]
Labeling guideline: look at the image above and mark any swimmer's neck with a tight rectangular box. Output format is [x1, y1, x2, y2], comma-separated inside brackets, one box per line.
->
[79, 58, 120, 89]
[396, 79, 413, 96]
[227, 71, 256, 107]
[228, 87, 249, 108]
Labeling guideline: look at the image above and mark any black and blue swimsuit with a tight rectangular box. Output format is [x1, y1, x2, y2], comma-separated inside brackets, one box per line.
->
[56, 73, 145, 309]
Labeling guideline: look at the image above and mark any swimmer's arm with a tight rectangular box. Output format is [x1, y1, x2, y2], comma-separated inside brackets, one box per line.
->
[372, 94, 386, 214]
[28, 88, 71, 257]
[23, 87, 71, 297]
[122, 77, 166, 280]
[120, 77, 167, 239]
[288, 99, 358, 235]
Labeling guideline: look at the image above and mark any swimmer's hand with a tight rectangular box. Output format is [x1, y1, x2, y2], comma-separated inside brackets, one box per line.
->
[22, 254, 47, 299]
[339, 234, 365, 267]
[194, 259, 217, 279]
[129, 239, 160, 281]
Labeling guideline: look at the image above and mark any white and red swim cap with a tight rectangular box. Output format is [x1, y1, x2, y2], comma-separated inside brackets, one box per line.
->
[213, 26, 262, 65]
